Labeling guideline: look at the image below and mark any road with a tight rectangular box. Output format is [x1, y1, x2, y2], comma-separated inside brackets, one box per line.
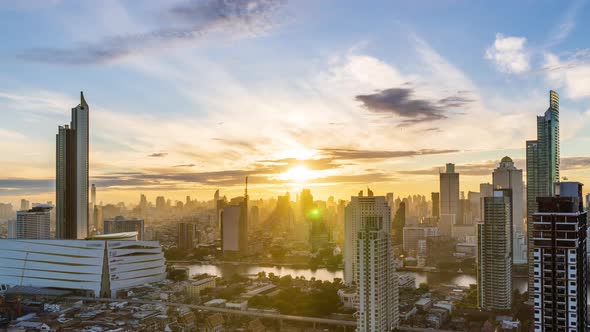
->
[67, 296, 459, 331]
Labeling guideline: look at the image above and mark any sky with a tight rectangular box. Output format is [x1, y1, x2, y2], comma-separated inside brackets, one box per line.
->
[1, 0, 590, 206]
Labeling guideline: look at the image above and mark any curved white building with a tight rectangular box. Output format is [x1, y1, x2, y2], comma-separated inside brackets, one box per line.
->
[0, 232, 165, 298]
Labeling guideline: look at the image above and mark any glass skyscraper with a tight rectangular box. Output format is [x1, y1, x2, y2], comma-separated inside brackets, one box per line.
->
[526, 90, 560, 302]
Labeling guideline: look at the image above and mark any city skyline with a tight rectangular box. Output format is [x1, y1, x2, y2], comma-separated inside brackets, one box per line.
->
[1, 1, 590, 205]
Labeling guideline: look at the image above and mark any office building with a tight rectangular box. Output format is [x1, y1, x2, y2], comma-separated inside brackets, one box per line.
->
[15, 204, 52, 240]
[56, 92, 89, 240]
[221, 184, 248, 256]
[439, 163, 459, 236]
[0, 232, 165, 298]
[344, 192, 390, 285]
[532, 182, 586, 331]
[178, 222, 199, 250]
[527, 90, 560, 302]
[477, 189, 513, 311]
[493, 156, 526, 264]
[356, 198, 399, 331]
[104, 216, 145, 240]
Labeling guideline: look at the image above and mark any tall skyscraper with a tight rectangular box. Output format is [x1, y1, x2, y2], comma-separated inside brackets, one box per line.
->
[532, 182, 586, 331]
[527, 90, 560, 301]
[15, 204, 52, 240]
[493, 156, 526, 264]
[56, 92, 89, 239]
[344, 191, 390, 285]
[356, 199, 399, 331]
[104, 216, 145, 240]
[477, 189, 512, 311]
[439, 163, 459, 237]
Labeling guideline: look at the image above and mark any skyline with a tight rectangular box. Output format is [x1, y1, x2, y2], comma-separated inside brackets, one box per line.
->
[2, 0, 590, 205]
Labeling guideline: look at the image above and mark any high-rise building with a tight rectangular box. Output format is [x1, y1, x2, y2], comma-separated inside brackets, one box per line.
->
[221, 182, 248, 256]
[344, 192, 390, 285]
[532, 182, 586, 331]
[15, 204, 52, 240]
[56, 92, 89, 240]
[20, 199, 30, 211]
[493, 156, 526, 264]
[440, 163, 459, 237]
[527, 90, 560, 302]
[90, 184, 96, 231]
[104, 216, 144, 240]
[403, 225, 438, 255]
[178, 222, 199, 249]
[477, 189, 512, 311]
[392, 201, 405, 248]
[356, 201, 399, 331]
[386, 192, 395, 224]
[431, 192, 440, 218]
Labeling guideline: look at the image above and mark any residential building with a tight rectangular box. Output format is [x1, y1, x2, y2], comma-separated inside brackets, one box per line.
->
[527, 90, 560, 302]
[356, 198, 399, 331]
[532, 182, 586, 331]
[477, 189, 513, 310]
[344, 191, 390, 285]
[15, 204, 52, 240]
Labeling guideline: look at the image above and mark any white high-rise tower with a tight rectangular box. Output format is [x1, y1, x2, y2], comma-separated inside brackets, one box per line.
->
[493, 156, 526, 264]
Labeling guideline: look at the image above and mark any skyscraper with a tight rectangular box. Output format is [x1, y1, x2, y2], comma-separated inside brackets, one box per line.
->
[532, 182, 586, 331]
[178, 222, 199, 250]
[477, 189, 512, 311]
[493, 156, 526, 264]
[356, 200, 399, 331]
[56, 92, 89, 239]
[386, 192, 395, 223]
[431, 192, 440, 219]
[344, 191, 390, 285]
[439, 163, 459, 237]
[527, 90, 560, 301]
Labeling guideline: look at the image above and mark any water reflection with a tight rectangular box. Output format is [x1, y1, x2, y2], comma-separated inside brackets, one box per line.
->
[185, 263, 528, 292]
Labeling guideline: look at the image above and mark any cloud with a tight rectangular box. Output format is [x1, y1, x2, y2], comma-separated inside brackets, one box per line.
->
[20, 0, 286, 64]
[485, 33, 530, 74]
[148, 152, 168, 157]
[320, 148, 459, 160]
[543, 51, 590, 99]
[173, 163, 196, 168]
[561, 156, 590, 170]
[399, 161, 498, 177]
[545, 0, 587, 47]
[355, 88, 471, 126]
[0, 179, 54, 196]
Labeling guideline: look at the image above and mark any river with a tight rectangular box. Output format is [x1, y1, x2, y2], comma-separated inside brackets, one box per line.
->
[184, 263, 529, 293]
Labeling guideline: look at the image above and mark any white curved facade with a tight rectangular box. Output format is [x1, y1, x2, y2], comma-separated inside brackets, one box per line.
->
[0, 238, 165, 297]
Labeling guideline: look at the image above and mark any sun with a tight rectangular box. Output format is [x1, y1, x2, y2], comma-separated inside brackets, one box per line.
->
[280, 165, 315, 183]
